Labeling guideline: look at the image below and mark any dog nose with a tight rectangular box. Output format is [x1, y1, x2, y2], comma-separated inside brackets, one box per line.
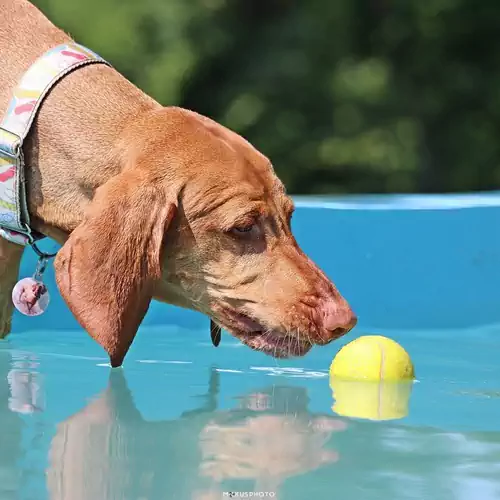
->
[317, 299, 357, 341]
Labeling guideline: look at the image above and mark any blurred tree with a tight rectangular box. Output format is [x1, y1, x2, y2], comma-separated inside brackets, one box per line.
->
[34, 0, 500, 195]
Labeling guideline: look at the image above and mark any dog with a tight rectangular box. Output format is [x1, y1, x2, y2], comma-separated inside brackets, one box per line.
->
[0, 0, 356, 367]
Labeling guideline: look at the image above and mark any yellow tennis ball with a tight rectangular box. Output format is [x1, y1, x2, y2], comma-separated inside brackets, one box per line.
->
[329, 335, 415, 381]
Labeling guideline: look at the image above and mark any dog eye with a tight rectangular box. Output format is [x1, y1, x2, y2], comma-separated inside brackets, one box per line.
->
[227, 212, 262, 238]
[229, 219, 262, 238]
[231, 224, 254, 235]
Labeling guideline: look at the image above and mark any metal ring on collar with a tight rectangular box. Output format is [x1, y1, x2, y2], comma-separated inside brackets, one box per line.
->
[31, 241, 58, 259]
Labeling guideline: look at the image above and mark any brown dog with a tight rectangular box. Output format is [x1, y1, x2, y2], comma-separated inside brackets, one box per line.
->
[0, 0, 356, 367]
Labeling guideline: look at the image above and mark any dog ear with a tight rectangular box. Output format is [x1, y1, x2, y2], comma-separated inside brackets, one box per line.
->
[55, 171, 177, 367]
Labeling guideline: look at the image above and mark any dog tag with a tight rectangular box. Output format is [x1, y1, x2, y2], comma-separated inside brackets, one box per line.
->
[12, 256, 50, 316]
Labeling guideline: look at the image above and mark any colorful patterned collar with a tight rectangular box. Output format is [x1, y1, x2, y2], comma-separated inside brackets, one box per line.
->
[0, 43, 109, 246]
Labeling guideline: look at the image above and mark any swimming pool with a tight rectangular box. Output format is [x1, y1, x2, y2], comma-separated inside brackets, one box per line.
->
[2, 193, 500, 500]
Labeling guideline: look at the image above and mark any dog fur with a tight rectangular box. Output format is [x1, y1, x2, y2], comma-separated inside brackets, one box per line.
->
[0, 0, 356, 366]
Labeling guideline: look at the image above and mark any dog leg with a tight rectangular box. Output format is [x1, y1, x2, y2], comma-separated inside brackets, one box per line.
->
[0, 239, 24, 338]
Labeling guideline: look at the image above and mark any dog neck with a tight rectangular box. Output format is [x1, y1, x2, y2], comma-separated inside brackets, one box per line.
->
[0, 1, 161, 244]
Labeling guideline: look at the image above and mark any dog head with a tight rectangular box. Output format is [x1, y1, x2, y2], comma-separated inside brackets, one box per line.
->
[55, 107, 356, 366]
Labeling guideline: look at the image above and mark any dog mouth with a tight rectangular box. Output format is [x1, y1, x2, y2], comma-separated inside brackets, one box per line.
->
[212, 307, 313, 358]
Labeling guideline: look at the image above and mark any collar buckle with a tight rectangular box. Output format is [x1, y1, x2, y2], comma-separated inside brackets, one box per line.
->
[0, 126, 22, 159]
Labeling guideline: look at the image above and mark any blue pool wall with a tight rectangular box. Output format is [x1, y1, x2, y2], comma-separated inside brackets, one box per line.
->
[12, 192, 500, 335]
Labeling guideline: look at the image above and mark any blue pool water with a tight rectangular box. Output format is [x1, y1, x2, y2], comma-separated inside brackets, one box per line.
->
[3, 193, 500, 500]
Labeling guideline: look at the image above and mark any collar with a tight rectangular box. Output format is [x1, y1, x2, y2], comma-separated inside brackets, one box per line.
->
[0, 42, 110, 246]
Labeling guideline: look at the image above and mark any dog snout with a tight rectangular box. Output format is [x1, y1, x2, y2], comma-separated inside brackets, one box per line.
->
[315, 298, 357, 343]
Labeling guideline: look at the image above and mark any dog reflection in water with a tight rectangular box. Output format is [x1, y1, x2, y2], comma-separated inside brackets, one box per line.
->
[46, 369, 346, 500]
[196, 388, 345, 499]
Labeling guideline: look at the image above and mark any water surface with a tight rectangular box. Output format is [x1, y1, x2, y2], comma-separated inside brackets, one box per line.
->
[2, 323, 500, 500]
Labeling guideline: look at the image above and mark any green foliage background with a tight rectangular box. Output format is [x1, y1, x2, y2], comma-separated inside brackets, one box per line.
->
[34, 0, 500, 195]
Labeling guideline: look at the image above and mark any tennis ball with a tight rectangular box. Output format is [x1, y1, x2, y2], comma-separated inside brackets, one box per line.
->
[329, 335, 415, 381]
